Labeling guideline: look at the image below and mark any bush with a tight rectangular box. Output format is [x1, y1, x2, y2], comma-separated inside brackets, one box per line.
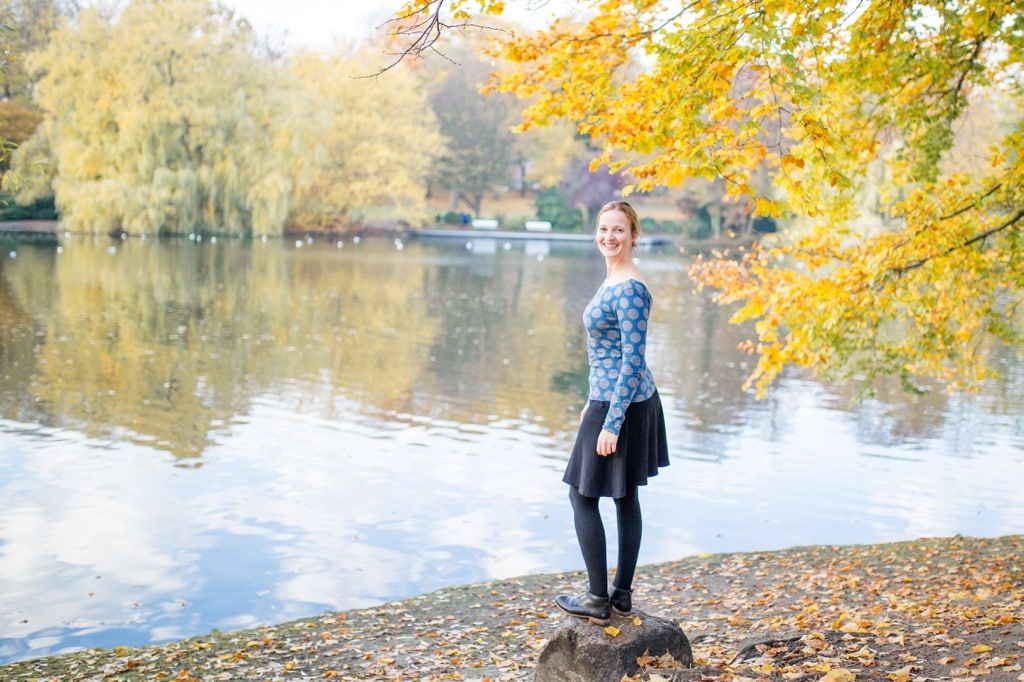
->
[686, 219, 712, 240]
[502, 215, 527, 231]
[658, 220, 683, 235]
[534, 188, 584, 232]
[0, 195, 58, 221]
[640, 216, 660, 233]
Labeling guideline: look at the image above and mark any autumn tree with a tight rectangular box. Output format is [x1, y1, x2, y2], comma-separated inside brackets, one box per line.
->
[0, 101, 43, 174]
[425, 45, 517, 216]
[0, 0, 69, 103]
[559, 157, 625, 230]
[0, 1, 66, 187]
[14, 0, 319, 236]
[390, 0, 1024, 396]
[287, 45, 440, 232]
[512, 116, 588, 192]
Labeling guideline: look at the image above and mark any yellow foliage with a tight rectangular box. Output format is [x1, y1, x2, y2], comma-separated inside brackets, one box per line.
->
[287, 46, 441, 231]
[16, 0, 321, 236]
[417, 0, 1024, 395]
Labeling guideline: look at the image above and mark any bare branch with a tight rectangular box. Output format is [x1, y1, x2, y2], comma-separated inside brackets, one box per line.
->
[366, 0, 508, 77]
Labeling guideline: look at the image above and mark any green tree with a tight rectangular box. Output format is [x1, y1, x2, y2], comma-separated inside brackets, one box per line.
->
[391, 0, 1024, 396]
[14, 0, 319, 236]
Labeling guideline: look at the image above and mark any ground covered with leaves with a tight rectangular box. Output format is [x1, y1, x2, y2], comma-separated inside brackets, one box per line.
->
[3, 535, 1021, 681]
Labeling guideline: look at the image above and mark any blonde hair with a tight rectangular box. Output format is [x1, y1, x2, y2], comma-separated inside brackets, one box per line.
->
[596, 201, 640, 243]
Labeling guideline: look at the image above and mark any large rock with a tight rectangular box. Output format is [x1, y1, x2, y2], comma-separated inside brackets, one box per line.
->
[534, 609, 692, 682]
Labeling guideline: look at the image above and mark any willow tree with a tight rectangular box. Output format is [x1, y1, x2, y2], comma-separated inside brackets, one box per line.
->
[16, 0, 319, 236]
[287, 46, 440, 232]
[392, 0, 1023, 396]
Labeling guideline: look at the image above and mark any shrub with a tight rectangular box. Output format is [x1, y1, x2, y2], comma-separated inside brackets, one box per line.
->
[0, 195, 58, 221]
[534, 188, 584, 232]
[640, 216, 659, 233]
[686, 219, 712, 240]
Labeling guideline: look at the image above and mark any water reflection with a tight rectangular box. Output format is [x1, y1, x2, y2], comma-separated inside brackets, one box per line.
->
[0, 235, 1021, 663]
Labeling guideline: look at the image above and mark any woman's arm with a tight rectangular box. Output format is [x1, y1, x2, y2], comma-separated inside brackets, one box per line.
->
[601, 283, 651, 439]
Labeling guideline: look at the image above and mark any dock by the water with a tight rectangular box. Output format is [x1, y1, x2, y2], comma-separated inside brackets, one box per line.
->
[408, 228, 675, 247]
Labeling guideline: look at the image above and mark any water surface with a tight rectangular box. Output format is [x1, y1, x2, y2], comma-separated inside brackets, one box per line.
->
[0, 234, 1021, 662]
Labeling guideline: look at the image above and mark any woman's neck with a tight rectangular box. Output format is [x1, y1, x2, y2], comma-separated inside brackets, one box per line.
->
[604, 259, 640, 285]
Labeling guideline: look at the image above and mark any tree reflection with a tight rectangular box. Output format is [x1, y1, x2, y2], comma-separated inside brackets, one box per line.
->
[0, 236, 1019, 463]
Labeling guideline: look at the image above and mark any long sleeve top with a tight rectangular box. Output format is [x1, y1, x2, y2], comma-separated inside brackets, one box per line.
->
[584, 279, 657, 435]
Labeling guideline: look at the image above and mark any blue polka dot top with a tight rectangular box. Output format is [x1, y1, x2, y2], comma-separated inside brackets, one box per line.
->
[584, 279, 657, 435]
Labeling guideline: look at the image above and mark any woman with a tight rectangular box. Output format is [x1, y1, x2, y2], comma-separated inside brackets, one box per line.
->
[556, 200, 670, 625]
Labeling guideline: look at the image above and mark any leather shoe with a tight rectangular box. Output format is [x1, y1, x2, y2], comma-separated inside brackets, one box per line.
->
[555, 592, 611, 625]
[610, 586, 632, 614]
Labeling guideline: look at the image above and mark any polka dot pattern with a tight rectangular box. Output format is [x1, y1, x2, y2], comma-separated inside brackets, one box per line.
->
[583, 279, 657, 435]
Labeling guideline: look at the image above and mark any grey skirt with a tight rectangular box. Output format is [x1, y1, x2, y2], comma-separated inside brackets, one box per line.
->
[563, 391, 670, 498]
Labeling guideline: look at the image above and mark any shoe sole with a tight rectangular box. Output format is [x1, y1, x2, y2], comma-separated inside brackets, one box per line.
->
[556, 603, 611, 626]
[611, 606, 631, 616]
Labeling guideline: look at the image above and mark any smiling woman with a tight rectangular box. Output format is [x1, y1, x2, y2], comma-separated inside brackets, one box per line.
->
[555, 200, 670, 625]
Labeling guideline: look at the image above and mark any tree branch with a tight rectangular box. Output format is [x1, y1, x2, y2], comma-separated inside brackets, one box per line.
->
[367, 0, 508, 77]
[892, 206, 1024, 276]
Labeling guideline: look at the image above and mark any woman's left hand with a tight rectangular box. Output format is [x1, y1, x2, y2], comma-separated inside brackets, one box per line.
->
[596, 429, 618, 457]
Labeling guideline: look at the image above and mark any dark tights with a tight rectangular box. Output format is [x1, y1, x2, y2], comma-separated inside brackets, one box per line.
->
[569, 485, 642, 598]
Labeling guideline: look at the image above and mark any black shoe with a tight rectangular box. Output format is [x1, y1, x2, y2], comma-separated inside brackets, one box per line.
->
[610, 586, 632, 615]
[555, 592, 611, 625]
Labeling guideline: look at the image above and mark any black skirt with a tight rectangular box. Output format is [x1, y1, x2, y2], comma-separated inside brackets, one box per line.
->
[563, 391, 670, 498]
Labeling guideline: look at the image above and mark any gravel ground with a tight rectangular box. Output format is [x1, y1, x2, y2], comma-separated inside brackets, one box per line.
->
[3, 535, 1021, 681]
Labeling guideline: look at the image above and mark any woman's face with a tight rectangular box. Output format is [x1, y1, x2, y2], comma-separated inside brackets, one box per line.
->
[595, 209, 634, 261]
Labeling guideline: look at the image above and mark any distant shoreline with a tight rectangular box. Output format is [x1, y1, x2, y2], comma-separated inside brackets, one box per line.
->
[0, 220, 59, 234]
[0, 221, 677, 246]
[0, 221, 758, 252]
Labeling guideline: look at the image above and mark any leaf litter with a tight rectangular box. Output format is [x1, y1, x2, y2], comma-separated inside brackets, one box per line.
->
[2, 534, 1020, 681]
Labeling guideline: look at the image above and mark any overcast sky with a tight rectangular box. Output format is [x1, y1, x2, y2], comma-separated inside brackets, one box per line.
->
[224, 0, 399, 48]
[222, 0, 573, 50]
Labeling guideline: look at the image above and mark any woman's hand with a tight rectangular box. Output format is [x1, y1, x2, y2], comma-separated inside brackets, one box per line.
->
[596, 429, 618, 457]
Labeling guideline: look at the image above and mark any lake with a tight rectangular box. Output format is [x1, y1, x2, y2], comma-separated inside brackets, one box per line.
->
[0, 232, 1021, 663]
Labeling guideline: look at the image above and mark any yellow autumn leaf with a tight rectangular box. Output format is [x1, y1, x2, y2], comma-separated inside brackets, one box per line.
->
[887, 665, 916, 681]
[820, 668, 855, 682]
[972, 644, 993, 653]
[604, 625, 620, 637]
